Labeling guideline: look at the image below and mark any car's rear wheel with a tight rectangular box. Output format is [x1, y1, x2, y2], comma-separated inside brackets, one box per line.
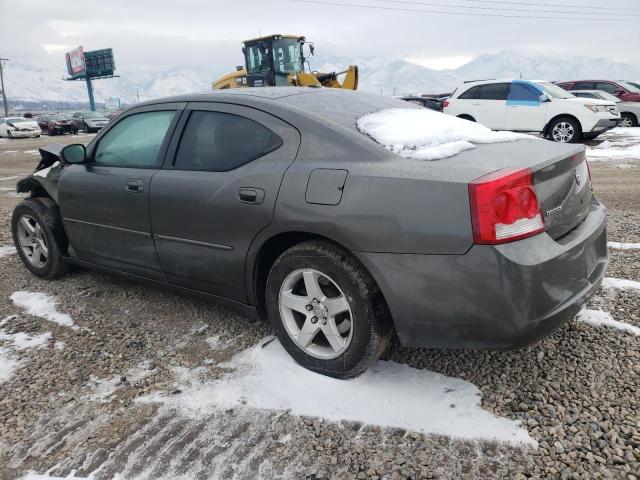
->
[266, 240, 392, 379]
[12, 198, 68, 279]
[619, 113, 637, 128]
[549, 117, 581, 143]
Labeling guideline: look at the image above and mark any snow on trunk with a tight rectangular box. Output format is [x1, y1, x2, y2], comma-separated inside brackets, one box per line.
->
[357, 108, 533, 160]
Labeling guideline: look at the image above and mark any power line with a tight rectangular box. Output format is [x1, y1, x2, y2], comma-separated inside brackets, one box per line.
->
[370, 0, 640, 16]
[290, 0, 640, 21]
[443, 0, 640, 13]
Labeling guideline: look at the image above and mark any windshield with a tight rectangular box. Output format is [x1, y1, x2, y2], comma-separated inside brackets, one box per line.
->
[535, 82, 574, 99]
[6, 117, 25, 123]
[619, 81, 640, 93]
[272, 38, 302, 74]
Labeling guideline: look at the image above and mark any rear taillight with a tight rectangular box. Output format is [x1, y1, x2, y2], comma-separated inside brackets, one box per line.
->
[468, 168, 545, 244]
[443, 99, 450, 108]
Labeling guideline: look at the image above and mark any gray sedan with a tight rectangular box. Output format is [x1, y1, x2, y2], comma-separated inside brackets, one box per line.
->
[11, 88, 607, 378]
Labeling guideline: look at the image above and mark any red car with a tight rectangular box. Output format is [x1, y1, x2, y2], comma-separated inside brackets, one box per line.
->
[35, 114, 78, 136]
[556, 80, 640, 103]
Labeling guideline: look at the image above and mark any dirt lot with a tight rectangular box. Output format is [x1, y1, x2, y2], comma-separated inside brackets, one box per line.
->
[0, 132, 639, 480]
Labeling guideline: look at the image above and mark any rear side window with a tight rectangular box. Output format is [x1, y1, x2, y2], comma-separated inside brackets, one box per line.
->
[94, 111, 175, 168]
[574, 82, 595, 90]
[173, 111, 283, 172]
[458, 86, 481, 99]
[477, 83, 510, 100]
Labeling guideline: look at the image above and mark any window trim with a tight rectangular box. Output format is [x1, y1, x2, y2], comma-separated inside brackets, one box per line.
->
[89, 107, 182, 170]
[166, 109, 284, 173]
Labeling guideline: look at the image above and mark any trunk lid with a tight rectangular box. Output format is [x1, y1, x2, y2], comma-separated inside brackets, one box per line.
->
[532, 150, 591, 239]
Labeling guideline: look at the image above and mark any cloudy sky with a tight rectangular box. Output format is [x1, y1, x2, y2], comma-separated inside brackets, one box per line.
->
[3, 0, 639, 71]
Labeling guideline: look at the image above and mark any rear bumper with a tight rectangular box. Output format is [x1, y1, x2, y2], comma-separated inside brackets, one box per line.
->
[355, 198, 608, 349]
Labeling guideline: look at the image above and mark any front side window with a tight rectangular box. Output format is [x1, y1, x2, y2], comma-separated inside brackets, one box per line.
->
[595, 82, 618, 94]
[477, 83, 510, 100]
[508, 82, 542, 102]
[574, 81, 595, 90]
[94, 111, 175, 168]
[245, 45, 269, 74]
[173, 111, 283, 172]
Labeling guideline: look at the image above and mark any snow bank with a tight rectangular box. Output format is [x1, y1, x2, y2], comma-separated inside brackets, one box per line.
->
[577, 309, 640, 336]
[10, 291, 76, 329]
[587, 127, 640, 162]
[608, 242, 640, 250]
[141, 339, 535, 445]
[0, 245, 16, 258]
[602, 277, 640, 291]
[357, 108, 533, 160]
[0, 331, 51, 350]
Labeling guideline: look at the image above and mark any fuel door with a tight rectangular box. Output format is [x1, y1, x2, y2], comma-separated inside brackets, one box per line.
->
[305, 169, 348, 206]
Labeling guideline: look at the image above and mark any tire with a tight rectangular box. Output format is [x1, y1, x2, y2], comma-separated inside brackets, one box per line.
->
[457, 115, 476, 122]
[84, 123, 93, 133]
[265, 240, 392, 379]
[12, 198, 69, 279]
[619, 113, 637, 128]
[548, 117, 581, 143]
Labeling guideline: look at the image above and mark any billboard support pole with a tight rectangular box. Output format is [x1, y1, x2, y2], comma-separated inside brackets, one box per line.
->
[85, 76, 96, 112]
[0, 57, 9, 117]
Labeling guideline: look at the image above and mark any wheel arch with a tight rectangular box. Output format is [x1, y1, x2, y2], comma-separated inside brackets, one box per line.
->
[621, 111, 638, 125]
[543, 113, 583, 138]
[247, 230, 390, 323]
[457, 114, 476, 122]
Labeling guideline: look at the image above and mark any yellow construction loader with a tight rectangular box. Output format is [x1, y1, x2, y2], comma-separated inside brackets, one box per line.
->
[212, 34, 358, 90]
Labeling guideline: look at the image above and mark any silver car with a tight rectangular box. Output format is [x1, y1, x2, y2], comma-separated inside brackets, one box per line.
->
[571, 90, 640, 127]
[12, 88, 607, 378]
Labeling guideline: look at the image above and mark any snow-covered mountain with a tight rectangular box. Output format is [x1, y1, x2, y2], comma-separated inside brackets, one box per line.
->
[3, 49, 639, 109]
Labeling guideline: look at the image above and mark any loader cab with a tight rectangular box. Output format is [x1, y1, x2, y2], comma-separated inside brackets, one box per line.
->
[243, 35, 307, 87]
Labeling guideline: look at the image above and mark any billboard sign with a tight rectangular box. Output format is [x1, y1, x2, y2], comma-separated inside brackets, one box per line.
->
[65, 47, 85, 76]
[84, 48, 115, 77]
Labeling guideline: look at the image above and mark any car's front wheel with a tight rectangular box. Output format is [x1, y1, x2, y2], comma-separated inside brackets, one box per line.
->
[266, 240, 392, 379]
[548, 117, 581, 143]
[7, 130, 13, 139]
[12, 198, 68, 279]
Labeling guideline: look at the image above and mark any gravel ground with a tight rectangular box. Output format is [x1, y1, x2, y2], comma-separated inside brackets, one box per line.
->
[0, 133, 639, 480]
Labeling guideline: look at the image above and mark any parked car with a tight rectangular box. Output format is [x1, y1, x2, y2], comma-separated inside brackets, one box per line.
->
[622, 81, 640, 90]
[443, 79, 619, 142]
[69, 111, 110, 133]
[0, 117, 41, 138]
[399, 96, 443, 111]
[36, 114, 78, 136]
[556, 80, 640, 103]
[12, 88, 607, 378]
[571, 90, 639, 127]
[105, 109, 125, 121]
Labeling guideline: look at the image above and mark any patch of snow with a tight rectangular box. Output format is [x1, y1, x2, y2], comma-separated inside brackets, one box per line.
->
[357, 108, 534, 161]
[608, 241, 640, 250]
[205, 334, 221, 349]
[0, 348, 22, 384]
[33, 161, 60, 178]
[577, 309, 640, 336]
[587, 127, 640, 162]
[140, 339, 535, 446]
[10, 291, 77, 330]
[0, 245, 16, 258]
[23, 149, 41, 155]
[87, 375, 123, 402]
[3, 150, 19, 153]
[0, 331, 51, 350]
[0, 175, 23, 181]
[54, 340, 65, 350]
[601, 277, 640, 291]
[21, 470, 105, 479]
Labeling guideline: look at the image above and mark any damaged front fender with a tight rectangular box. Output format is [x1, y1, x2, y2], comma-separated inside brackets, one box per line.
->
[16, 144, 69, 203]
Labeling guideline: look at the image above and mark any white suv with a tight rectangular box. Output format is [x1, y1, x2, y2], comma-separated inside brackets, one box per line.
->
[443, 79, 620, 142]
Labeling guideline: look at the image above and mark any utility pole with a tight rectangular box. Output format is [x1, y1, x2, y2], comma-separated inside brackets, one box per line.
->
[136, 89, 140, 103]
[0, 57, 9, 117]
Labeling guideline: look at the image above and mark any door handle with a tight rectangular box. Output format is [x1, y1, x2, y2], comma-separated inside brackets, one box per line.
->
[126, 179, 144, 193]
[238, 188, 265, 204]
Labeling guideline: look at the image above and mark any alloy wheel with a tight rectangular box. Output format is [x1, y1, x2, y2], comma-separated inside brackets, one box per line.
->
[552, 122, 575, 142]
[278, 268, 353, 359]
[619, 116, 633, 128]
[16, 214, 48, 268]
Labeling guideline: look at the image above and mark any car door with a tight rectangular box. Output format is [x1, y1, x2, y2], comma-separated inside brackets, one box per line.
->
[58, 104, 183, 280]
[471, 83, 509, 130]
[149, 102, 300, 303]
[504, 80, 548, 132]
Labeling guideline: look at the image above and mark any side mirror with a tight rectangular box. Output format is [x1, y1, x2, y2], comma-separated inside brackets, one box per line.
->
[309, 43, 315, 56]
[61, 144, 86, 164]
[539, 94, 550, 102]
